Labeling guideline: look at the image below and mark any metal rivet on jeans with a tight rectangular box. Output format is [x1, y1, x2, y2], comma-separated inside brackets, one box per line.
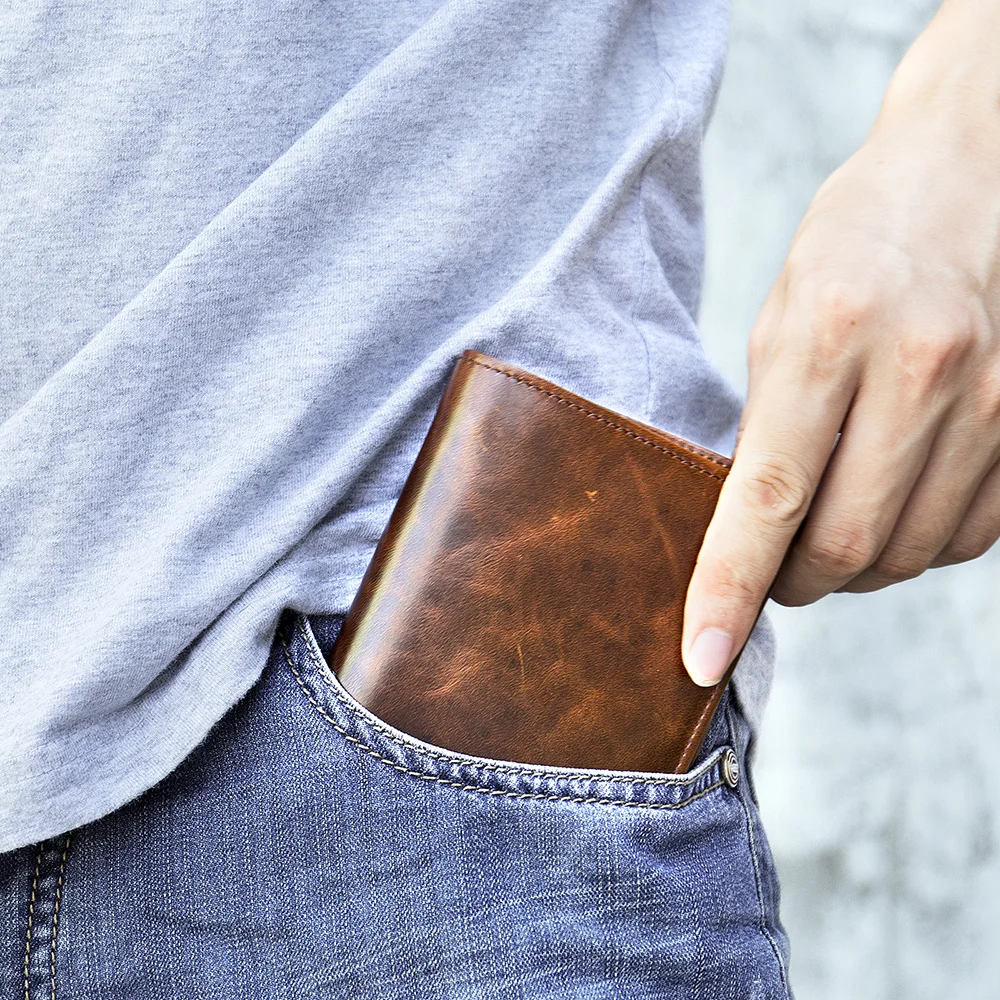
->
[722, 748, 740, 789]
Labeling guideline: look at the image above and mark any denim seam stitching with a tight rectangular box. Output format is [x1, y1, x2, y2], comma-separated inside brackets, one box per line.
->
[727, 699, 790, 993]
[23, 843, 43, 1000]
[461, 357, 727, 482]
[295, 616, 721, 788]
[283, 629, 725, 810]
[49, 836, 70, 1000]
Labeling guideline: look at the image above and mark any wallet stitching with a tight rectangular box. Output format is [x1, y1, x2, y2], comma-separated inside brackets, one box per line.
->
[462, 357, 728, 483]
[294, 616, 717, 788]
[679, 694, 719, 769]
[283, 627, 725, 807]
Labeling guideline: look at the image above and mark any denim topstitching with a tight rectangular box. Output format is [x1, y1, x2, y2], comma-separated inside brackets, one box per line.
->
[22, 834, 71, 1000]
[726, 697, 791, 995]
[283, 615, 733, 809]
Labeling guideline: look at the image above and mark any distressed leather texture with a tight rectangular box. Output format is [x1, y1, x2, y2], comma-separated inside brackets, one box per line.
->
[327, 350, 744, 773]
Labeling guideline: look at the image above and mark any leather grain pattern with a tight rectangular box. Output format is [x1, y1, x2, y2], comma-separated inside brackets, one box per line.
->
[327, 350, 747, 773]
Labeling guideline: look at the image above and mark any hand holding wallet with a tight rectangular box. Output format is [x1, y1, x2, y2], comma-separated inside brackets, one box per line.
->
[326, 350, 759, 773]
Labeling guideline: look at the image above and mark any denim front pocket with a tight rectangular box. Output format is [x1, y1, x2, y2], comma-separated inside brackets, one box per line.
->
[277, 609, 791, 998]
[37, 609, 790, 1000]
[284, 611, 734, 808]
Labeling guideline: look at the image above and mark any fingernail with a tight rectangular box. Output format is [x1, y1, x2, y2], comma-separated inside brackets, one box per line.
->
[685, 628, 735, 687]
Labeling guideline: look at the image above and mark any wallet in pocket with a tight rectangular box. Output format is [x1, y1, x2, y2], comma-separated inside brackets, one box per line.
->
[327, 350, 757, 773]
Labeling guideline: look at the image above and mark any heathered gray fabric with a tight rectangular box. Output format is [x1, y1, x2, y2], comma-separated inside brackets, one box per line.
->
[0, 0, 774, 851]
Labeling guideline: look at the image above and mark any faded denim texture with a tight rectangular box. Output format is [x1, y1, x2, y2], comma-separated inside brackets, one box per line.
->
[2, 611, 790, 998]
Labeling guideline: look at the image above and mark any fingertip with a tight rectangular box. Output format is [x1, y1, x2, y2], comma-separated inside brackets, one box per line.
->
[683, 627, 735, 687]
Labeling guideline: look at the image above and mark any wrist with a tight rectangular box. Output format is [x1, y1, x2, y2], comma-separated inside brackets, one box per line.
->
[876, 0, 1000, 148]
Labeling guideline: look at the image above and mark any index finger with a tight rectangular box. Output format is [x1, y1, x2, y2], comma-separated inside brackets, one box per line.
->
[681, 347, 854, 686]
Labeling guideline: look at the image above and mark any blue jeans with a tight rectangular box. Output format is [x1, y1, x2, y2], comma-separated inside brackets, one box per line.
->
[3, 610, 791, 998]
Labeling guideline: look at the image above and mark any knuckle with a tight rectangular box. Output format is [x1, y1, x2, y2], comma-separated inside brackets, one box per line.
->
[896, 315, 982, 390]
[805, 520, 882, 579]
[793, 279, 874, 382]
[938, 527, 996, 565]
[810, 279, 877, 332]
[703, 557, 765, 610]
[870, 537, 936, 583]
[740, 459, 813, 528]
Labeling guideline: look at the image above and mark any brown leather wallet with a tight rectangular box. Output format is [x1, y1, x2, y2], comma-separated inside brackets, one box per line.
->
[327, 350, 754, 773]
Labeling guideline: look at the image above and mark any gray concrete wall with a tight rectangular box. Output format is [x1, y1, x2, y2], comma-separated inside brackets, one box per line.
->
[699, 2, 1000, 997]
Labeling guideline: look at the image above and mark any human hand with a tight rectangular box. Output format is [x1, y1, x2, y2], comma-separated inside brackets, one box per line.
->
[682, 54, 1000, 686]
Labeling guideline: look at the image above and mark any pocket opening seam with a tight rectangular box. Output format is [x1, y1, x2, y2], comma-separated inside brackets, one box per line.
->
[295, 615, 723, 786]
[283, 617, 730, 808]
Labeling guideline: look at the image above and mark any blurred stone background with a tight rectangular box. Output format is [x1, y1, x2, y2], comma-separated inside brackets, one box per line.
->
[700, 1, 1000, 997]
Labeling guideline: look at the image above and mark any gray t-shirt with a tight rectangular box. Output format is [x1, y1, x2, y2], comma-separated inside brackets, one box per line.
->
[0, 0, 774, 851]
